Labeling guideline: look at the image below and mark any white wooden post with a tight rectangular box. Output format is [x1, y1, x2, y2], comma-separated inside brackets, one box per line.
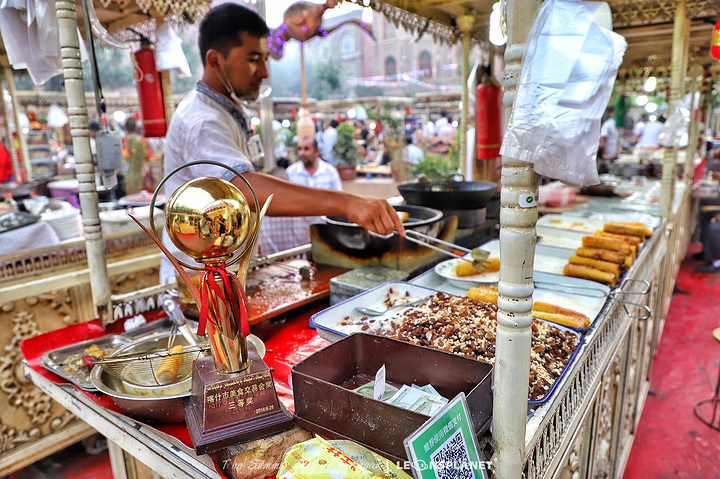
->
[685, 64, 702, 186]
[659, 0, 687, 219]
[55, 0, 112, 325]
[3, 66, 32, 180]
[492, 0, 541, 477]
[457, 15, 474, 176]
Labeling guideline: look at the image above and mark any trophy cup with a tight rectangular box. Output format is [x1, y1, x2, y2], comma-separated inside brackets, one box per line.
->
[132, 161, 293, 454]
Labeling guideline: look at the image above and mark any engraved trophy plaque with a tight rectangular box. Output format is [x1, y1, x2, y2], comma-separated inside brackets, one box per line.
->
[132, 161, 293, 455]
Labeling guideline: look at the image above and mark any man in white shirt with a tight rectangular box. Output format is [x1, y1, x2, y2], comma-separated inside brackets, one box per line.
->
[258, 137, 342, 254]
[403, 137, 424, 166]
[599, 106, 618, 159]
[320, 119, 338, 165]
[632, 114, 649, 142]
[637, 116, 665, 148]
[161, 4, 403, 283]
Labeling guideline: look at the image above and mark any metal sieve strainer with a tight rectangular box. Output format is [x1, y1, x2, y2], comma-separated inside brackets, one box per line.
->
[95, 343, 209, 388]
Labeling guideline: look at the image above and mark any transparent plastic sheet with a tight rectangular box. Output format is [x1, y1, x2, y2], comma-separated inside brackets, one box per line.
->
[155, 22, 191, 77]
[658, 100, 690, 148]
[0, 0, 62, 85]
[500, 0, 627, 187]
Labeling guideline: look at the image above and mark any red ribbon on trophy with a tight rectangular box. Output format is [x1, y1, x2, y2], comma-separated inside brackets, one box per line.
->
[198, 264, 250, 338]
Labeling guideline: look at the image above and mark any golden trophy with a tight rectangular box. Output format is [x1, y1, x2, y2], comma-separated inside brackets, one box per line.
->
[131, 161, 293, 454]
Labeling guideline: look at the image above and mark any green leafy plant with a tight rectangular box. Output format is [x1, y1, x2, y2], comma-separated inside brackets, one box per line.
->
[333, 122, 361, 166]
[411, 151, 460, 181]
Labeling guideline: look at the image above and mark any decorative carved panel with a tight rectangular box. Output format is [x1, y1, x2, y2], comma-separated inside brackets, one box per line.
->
[0, 265, 160, 475]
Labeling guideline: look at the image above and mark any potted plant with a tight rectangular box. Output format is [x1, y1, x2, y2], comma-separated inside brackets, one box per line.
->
[333, 122, 360, 180]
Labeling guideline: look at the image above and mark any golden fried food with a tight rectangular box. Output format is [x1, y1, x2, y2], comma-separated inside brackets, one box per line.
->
[595, 230, 643, 246]
[582, 236, 634, 255]
[568, 255, 620, 275]
[467, 284, 499, 304]
[455, 257, 500, 276]
[604, 222, 653, 238]
[467, 285, 591, 327]
[156, 345, 184, 385]
[397, 211, 410, 223]
[533, 302, 591, 328]
[563, 263, 617, 285]
[575, 247, 627, 265]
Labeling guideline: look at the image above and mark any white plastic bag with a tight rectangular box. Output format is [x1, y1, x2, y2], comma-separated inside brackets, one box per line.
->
[500, 0, 627, 187]
[658, 100, 689, 148]
[155, 22, 191, 77]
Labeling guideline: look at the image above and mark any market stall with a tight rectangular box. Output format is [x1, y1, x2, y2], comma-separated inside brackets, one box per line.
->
[2, 0, 718, 478]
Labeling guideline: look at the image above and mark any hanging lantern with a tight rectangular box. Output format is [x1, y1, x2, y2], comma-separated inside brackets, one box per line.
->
[712, 20, 720, 59]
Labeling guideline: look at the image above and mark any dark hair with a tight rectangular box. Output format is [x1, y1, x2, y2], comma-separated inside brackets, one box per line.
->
[89, 121, 100, 131]
[405, 136, 413, 145]
[125, 117, 137, 133]
[606, 106, 615, 113]
[330, 119, 339, 128]
[198, 4, 270, 67]
[298, 136, 318, 150]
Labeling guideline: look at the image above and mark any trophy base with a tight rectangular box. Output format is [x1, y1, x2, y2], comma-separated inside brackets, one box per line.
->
[183, 350, 293, 455]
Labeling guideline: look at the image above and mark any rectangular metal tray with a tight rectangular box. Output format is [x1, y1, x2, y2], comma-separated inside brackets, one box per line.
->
[310, 281, 586, 403]
[310, 282, 440, 342]
[292, 333, 493, 461]
[0, 212, 40, 233]
[41, 335, 132, 391]
[411, 270, 610, 332]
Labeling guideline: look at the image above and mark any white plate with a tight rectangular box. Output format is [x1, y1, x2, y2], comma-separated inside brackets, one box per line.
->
[479, 239, 573, 276]
[434, 257, 500, 287]
[119, 192, 166, 207]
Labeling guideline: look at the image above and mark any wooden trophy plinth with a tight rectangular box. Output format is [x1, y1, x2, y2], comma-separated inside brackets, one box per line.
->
[183, 349, 293, 455]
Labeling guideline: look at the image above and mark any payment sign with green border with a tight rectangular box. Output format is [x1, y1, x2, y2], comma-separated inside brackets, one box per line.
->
[403, 393, 487, 479]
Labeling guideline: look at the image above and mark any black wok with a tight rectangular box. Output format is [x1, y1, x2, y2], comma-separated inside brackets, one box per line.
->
[398, 180, 497, 210]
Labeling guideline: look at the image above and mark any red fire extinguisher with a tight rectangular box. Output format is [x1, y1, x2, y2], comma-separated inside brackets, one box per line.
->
[711, 20, 720, 60]
[476, 65, 502, 159]
[133, 38, 167, 138]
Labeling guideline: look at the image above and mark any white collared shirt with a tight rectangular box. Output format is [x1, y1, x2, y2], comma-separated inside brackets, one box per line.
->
[160, 89, 255, 284]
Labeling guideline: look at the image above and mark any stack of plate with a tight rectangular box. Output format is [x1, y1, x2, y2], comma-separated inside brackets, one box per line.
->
[42, 199, 83, 240]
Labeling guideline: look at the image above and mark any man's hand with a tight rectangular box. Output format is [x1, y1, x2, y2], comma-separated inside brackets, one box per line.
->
[343, 196, 406, 237]
[712, 212, 720, 224]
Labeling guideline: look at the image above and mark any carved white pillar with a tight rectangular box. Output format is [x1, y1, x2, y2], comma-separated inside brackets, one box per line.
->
[685, 65, 702, 186]
[457, 15, 475, 175]
[3, 67, 32, 180]
[492, 0, 541, 477]
[660, 0, 687, 219]
[55, 0, 111, 324]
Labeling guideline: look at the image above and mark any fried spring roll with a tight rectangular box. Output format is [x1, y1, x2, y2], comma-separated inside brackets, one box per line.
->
[455, 257, 500, 276]
[467, 284, 499, 304]
[568, 255, 620, 275]
[532, 310, 590, 328]
[575, 247, 627, 265]
[156, 345, 184, 385]
[582, 235, 634, 255]
[563, 263, 617, 285]
[595, 230, 643, 246]
[604, 222, 653, 238]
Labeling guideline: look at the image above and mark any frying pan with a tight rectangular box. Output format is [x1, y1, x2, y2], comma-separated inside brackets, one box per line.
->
[397, 179, 497, 210]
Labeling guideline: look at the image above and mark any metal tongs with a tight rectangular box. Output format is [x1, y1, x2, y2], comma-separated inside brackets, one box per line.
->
[400, 229, 493, 272]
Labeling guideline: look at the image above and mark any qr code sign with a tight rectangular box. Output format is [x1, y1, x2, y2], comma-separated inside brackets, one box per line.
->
[430, 428, 475, 479]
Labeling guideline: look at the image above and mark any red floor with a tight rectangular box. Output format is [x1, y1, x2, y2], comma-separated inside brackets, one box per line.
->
[623, 243, 720, 479]
[7, 247, 720, 479]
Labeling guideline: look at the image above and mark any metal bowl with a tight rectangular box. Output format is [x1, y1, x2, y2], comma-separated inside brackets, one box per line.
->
[91, 332, 266, 423]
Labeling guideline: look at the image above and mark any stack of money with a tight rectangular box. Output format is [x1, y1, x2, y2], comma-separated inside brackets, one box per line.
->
[353, 382, 448, 416]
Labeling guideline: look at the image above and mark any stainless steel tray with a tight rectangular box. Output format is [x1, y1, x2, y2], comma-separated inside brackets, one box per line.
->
[41, 335, 132, 391]
[411, 270, 610, 332]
